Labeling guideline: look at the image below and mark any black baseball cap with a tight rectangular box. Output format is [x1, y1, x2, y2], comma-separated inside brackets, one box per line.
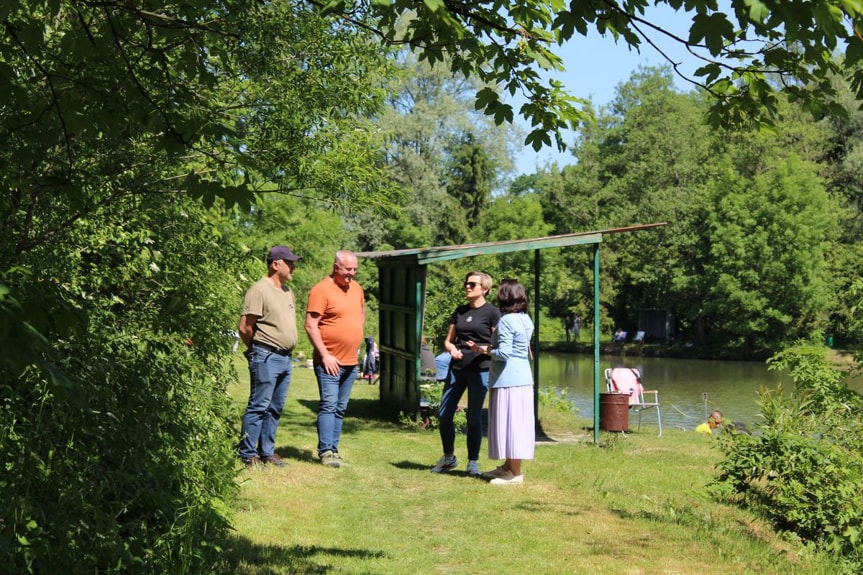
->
[267, 245, 301, 262]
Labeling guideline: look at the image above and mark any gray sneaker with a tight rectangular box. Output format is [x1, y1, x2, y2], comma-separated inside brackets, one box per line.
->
[320, 450, 341, 468]
[431, 454, 458, 473]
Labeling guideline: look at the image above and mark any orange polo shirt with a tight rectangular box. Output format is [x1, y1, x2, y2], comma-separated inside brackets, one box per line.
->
[306, 277, 365, 366]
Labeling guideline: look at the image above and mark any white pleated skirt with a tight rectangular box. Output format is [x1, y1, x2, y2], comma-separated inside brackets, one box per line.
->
[487, 385, 535, 461]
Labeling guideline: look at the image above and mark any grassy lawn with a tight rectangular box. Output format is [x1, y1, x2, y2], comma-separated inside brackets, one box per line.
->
[217, 357, 840, 574]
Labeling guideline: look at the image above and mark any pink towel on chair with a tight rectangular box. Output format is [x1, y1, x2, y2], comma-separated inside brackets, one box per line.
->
[609, 368, 644, 405]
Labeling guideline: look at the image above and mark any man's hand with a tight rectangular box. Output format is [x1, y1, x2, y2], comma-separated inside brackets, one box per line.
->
[321, 352, 341, 376]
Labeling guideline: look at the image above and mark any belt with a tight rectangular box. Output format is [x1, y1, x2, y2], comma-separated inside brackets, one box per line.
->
[252, 342, 292, 356]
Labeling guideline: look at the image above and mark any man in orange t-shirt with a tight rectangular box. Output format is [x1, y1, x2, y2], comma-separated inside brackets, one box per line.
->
[304, 250, 365, 467]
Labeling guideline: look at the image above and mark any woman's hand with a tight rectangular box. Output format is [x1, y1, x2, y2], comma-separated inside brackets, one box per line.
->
[465, 341, 489, 355]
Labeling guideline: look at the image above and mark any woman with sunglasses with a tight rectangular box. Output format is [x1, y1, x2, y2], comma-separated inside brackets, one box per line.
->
[431, 272, 501, 476]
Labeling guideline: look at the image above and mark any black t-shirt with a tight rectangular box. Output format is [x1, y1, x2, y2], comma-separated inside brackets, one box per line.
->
[449, 302, 501, 371]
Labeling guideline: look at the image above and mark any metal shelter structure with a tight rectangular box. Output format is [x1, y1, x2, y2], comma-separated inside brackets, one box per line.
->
[357, 223, 665, 444]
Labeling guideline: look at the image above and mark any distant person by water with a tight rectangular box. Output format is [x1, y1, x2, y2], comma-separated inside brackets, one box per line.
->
[696, 410, 723, 435]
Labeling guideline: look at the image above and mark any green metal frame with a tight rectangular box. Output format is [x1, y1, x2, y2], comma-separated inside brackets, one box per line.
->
[357, 223, 664, 444]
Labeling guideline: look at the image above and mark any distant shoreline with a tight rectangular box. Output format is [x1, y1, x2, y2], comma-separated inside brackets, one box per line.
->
[540, 341, 859, 365]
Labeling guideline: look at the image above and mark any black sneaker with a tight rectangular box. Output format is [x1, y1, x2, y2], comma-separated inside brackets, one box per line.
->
[262, 454, 287, 468]
[242, 456, 262, 467]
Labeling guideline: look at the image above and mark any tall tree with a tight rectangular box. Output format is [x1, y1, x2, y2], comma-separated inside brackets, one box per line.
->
[440, 132, 498, 245]
[701, 154, 835, 350]
[531, 66, 836, 349]
[814, 73, 863, 345]
[352, 53, 517, 251]
[0, 2, 392, 571]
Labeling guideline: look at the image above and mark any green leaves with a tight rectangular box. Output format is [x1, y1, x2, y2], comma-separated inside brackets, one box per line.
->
[526, 64, 843, 351]
[713, 346, 863, 570]
[422, 0, 446, 10]
[0, 2, 398, 571]
[742, 0, 770, 22]
[318, 0, 863, 139]
[689, 12, 735, 55]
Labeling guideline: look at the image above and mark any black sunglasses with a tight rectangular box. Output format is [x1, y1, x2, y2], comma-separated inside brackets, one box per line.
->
[464, 282, 479, 289]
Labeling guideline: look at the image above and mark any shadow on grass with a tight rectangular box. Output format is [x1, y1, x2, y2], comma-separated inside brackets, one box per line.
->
[535, 421, 560, 443]
[214, 536, 388, 575]
[296, 398, 398, 425]
[345, 397, 401, 422]
[609, 505, 703, 529]
[296, 398, 319, 416]
[274, 444, 316, 463]
[391, 460, 494, 480]
[514, 499, 587, 517]
[390, 460, 430, 471]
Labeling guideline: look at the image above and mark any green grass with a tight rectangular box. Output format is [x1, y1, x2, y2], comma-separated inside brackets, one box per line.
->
[217, 358, 841, 575]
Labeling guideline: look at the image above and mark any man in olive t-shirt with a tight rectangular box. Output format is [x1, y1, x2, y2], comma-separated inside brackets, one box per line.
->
[237, 245, 301, 468]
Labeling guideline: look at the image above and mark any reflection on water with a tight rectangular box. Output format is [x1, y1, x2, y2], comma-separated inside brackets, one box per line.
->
[538, 352, 861, 431]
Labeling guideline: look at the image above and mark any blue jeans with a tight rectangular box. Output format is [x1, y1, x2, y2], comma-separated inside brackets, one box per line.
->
[239, 345, 293, 460]
[438, 368, 488, 461]
[315, 364, 358, 455]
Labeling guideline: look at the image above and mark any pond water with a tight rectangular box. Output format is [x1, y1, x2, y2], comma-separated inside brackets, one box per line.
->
[538, 352, 863, 431]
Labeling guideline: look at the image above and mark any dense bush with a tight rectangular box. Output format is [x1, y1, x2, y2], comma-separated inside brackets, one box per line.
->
[710, 344, 863, 573]
[0, 197, 242, 574]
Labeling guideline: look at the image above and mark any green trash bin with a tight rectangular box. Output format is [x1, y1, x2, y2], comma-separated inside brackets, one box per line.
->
[599, 393, 630, 432]
[826, 334, 834, 348]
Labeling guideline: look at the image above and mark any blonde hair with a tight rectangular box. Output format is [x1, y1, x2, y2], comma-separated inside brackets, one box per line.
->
[464, 271, 492, 295]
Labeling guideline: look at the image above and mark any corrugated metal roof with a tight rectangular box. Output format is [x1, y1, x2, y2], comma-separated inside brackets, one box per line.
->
[356, 223, 665, 264]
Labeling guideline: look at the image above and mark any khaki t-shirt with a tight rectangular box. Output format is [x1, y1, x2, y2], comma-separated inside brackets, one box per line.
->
[242, 277, 298, 351]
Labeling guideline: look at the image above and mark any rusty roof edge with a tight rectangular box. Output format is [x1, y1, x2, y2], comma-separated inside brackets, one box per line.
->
[356, 222, 667, 260]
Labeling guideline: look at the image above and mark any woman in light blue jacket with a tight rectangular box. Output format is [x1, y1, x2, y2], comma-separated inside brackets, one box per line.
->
[469, 279, 534, 484]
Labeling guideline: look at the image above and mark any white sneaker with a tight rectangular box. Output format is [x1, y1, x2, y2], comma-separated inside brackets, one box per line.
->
[490, 471, 524, 485]
[482, 465, 510, 479]
[466, 460, 482, 476]
[431, 455, 458, 473]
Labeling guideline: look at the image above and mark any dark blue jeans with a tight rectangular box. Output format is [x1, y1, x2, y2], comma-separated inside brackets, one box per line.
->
[314, 364, 358, 456]
[239, 345, 293, 460]
[437, 368, 488, 461]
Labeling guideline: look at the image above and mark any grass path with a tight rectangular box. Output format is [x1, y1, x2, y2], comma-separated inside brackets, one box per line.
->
[218, 361, 840, 575]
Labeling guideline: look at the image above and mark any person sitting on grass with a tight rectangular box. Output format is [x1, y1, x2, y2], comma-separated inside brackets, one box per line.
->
[696, 410, 723, 435]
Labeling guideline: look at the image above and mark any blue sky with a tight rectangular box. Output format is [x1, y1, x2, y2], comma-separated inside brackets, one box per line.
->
[510, 5, 700, 174]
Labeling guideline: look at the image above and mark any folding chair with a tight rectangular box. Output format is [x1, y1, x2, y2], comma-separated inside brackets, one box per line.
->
[604, 367, 662, 436]
[632, 330, 645, 343]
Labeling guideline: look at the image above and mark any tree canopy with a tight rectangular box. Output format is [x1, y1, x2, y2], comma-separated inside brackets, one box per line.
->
[320, 0, 863, 152]
[1, 1, 392, 571]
